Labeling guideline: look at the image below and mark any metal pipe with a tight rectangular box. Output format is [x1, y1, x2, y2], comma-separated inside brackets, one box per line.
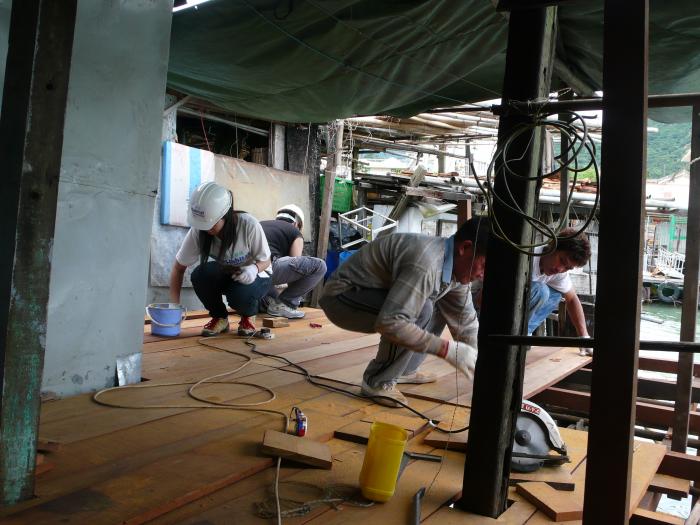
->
[489, 334, 700, 353]
[353, 134, 471, 160]
[494, 92, 700, 114]
[177, 107, 269, 137]
[413, 487, 425, 525]
[163, 94, 192, 116]
[457, 178, 688, 211]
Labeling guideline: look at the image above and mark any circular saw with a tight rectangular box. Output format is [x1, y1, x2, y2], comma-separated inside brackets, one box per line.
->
[511, 400, 569, 473]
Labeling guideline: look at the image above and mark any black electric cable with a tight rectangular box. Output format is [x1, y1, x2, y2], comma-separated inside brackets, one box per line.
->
[210, 338, 471, 434]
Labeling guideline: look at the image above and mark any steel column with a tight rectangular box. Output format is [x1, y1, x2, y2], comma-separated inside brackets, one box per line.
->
[582, 1, 648, 523]
[458, 7, 556, 517]
[0, 0, 77, 504]
[672, 104, 700, 452]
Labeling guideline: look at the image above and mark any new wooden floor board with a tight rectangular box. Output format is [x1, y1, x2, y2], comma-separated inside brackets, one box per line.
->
[39, 365, 327, 443]
[145, 439, 358, 525]
[253, 334, 380, 368]
[6, 399, 358, 524]
[21, 312, 601, 524]
[522, 348, 591, 399]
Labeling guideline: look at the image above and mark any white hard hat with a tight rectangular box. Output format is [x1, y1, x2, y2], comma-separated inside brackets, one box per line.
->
[276, 204, 305, 229]
[187, 182, 232, 231]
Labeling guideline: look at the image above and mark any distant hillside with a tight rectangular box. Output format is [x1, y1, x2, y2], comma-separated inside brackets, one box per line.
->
[553, 120, 691, 181]
[647, 121, 691, 179]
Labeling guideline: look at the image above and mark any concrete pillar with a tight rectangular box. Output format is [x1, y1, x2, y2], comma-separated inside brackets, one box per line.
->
[38, 2, 173, 396]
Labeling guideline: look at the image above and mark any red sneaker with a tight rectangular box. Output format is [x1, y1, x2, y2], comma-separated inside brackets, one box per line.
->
[238, 316, 256, 337]
[201, 317, 229, 337]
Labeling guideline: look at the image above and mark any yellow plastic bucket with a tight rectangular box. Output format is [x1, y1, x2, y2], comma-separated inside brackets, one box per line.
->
[359, 421, 409, 502]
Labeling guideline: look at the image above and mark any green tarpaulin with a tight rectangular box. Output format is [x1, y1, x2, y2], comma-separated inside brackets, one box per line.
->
[168, 1, 700, 123]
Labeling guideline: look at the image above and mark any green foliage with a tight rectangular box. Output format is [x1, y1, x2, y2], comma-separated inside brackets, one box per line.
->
[553, 120, 691, 181]
[647, 121, 691, 179]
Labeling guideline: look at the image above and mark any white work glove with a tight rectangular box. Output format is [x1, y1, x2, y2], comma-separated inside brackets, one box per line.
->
[579, 336, 593, 357]
[233, 264, 258, 285]
[440, 341, 478, 381]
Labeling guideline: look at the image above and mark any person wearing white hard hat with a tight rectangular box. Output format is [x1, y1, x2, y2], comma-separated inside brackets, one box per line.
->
[258, 204, 326, 319]
[169, 181, 272, 337]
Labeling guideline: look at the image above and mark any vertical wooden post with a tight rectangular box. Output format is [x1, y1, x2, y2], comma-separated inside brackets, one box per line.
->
[311, 120, 343, 306]
[458, 6, 556, 517]
[457, 200, 472, 226]
[671, 104, 700, 452]
[583, 1, 648, 523]
[0, 0, 77, 504]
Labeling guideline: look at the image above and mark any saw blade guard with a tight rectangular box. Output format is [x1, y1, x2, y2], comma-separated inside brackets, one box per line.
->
[520, 399, 567, 455]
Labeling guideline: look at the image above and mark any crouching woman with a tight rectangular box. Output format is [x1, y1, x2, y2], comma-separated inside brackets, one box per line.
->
[169, 182, 271, 336]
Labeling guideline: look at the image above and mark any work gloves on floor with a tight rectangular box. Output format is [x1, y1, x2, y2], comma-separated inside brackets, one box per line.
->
[436, 340, 478, 381]
[233, 264, 258, 285]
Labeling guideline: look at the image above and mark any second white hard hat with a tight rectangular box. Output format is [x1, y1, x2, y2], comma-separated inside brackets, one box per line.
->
[187, 182, 232, 231]
[276, 204, 305, 229]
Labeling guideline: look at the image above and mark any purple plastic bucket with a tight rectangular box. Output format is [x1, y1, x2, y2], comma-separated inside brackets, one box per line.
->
[146, 303, 186, 337]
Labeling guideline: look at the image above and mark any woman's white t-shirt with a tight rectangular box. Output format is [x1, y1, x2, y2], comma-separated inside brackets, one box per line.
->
[175, 213, 271, 278]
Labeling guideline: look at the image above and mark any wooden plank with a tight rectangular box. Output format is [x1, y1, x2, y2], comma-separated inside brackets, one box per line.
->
[672, 102, 700, 452]
[3, 390, 357, 524]
[560, 368, 700, 404]
[127, 439, 358, 525]
[0, 0, 77, 505]
[638, 356, 700, 377]
[5, 386, 355, 519]
[583, 1, 648, 522]
[533, 387, 700, 433]
[629, 443, 669, 514]
[260, 429, 332, 469]
[510, 471, 574, 492]
[401, 347, 587, 411]
[522, 348, 591, 398]
[658, 450, 700, 481]
[526, 441, 665, 524]
[686, 498, 700, 525]
[648, 473, 690, 499]
[39, 363, 326, 443]
[40, 325, 378, 444]
[516, 482, 582, 521]
[424, 429, 469, 451]
[360, 412, 430, 436]
[301, 443, 466, 525]
[631, 508, 684, 525]
[262, 317, 289, 328]
[252, 334, 380, 368]
[334, 421, 371, 444]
